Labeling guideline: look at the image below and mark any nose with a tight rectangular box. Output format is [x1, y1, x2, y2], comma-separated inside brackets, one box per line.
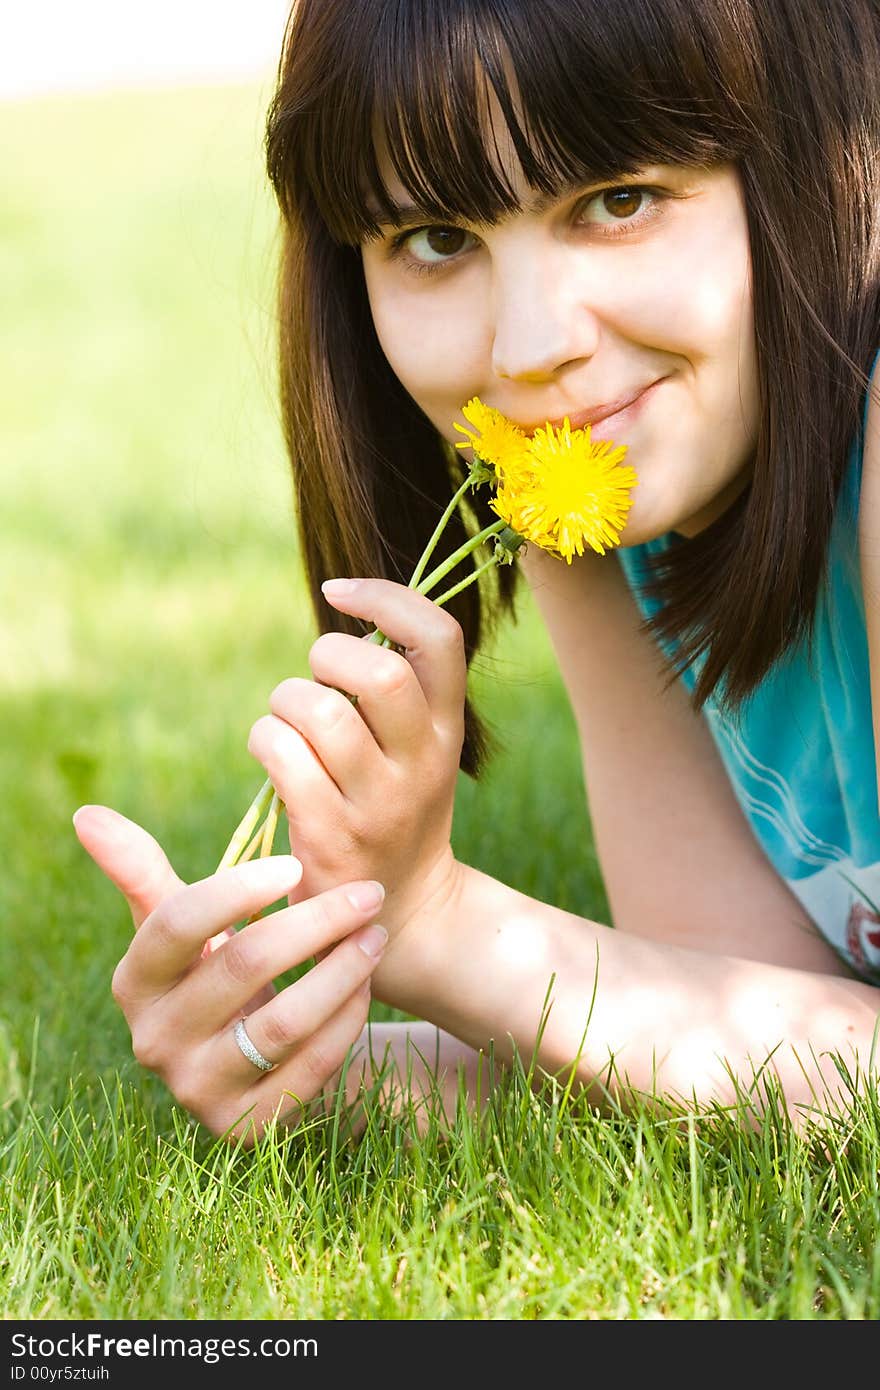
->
[490, 245, 599, 382]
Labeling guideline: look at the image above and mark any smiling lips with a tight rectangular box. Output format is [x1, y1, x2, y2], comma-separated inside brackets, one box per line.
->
[517, 379, 664, 434]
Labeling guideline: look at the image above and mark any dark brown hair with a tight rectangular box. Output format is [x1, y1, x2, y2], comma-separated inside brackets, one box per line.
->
[265, 0, 880, 769]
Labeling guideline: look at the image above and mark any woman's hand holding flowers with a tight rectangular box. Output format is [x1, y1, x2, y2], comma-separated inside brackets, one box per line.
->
[221, 398, 636, 884]
[247, 577, 468, 962]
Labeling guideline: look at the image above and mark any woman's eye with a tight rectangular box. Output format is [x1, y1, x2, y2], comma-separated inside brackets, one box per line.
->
[399, 225, 476, 265]
[580, 186, 657, 231]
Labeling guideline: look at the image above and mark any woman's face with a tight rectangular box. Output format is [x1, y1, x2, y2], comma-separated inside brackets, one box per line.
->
[360, 141, 759, 546]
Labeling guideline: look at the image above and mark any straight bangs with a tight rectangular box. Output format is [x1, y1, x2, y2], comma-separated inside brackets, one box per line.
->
[267, 0, 759, 243]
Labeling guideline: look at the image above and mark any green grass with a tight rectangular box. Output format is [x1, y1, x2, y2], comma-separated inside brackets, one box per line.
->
[2, 82, 879, 1322]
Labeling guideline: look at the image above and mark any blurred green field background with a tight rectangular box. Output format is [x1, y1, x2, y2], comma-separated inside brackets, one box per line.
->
[0, 80, 603, 1109]
[4, 83, 879, 1324]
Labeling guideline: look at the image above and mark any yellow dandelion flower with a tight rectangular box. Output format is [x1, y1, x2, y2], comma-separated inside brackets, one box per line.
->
[453, 397, 531, 479]
[492, 417, 637, 561]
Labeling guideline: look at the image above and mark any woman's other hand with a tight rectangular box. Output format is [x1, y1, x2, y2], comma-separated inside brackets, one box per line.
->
[73, 805, 387, 1145]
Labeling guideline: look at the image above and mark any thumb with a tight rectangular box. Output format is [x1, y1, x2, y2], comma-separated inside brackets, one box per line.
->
[73, 804, 184, 929]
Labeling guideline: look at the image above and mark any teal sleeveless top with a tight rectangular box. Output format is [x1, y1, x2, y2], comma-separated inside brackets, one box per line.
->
[617, 359, 880, 983]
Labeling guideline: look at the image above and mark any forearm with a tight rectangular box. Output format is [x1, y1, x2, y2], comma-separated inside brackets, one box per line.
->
[377, 862, 880, 1121]
[522, 548, 846, 970]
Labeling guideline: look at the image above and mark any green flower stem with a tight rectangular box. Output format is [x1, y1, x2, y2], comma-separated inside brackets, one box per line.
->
[430, 553, 500, 608]
[217, 776, 275, 870]
[233, 792, 286, 924]
[259, 793, 282, 858]
[369, 516, 507, 648]
[239, 826, 264, 864]
[415, 517, 507, 596]
[408, 473, 476, 589]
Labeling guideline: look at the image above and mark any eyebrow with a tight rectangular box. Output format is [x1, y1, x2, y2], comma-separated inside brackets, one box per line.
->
[366, 178, 607, 227]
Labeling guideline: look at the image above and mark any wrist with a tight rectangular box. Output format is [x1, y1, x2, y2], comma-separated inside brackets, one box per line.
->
[370, 851, 466, 1010]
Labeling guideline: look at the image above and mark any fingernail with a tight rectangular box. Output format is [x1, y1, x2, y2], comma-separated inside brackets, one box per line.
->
[71, 805, 126, 842]
[322, 578, 360, 598]
[346, 880, 385, 911]
[357, 924, 388, 958]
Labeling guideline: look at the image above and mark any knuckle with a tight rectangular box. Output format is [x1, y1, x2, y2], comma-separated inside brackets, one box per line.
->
[348, 803, 389, 848]
[260, 1008, 301, 1054]
[337, 823, 360, 857]
[163, 1046, 214, 1118]
[309, 631, 356, 676]
[437, 613, 466, 658]
[217, 932, 264, 988]
[357, 993, 372, 1035]
[247, 714, 273, 756]
[166, 1072, 202, 1117]
[268, 676, 299, 710]
[313, 690, 348, 731]
[305, 891, 338, 941]
[297, 1038, 332, 1089]
[145, 893, 186, 953]
[368, 651, 411, 699]
[110, 960, 132, 1009]
[130, 1019, 166, 1073]
[309, 632, 339, 665]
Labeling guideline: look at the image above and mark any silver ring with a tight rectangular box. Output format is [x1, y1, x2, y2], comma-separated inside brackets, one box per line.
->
[233, 1017, 276, 1073]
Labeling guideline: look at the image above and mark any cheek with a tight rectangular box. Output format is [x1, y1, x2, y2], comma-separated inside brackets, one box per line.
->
[637, 207, 758, 442]
[620, 167, 751, 357]
[372, 306, 435, 389]
[371, 294, 481, 415]
[363, 258, 485, 428]
[650, 223, 752, 357]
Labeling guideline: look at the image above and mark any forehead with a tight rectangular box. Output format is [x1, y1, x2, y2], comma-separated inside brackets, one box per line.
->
[274, 0, 745, 245]
[368, 90, 539, 222]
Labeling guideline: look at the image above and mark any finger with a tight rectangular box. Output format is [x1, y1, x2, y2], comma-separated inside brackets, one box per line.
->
[118, 855, 304, 996]
[73, 804, 184, 930]
[247, 711, 349, 809]
[321, 578, 467, 738]
[307, 636, 432, 759]
[222, 918, 386, 1074]
[219, 985, 374, 1146]
[267, 663, 426, 786]
[166, 878, 387, 1032]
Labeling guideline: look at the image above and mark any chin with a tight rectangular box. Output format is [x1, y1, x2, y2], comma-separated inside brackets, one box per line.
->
[618, 471, 729, 545]
[617, 502, 685, 548]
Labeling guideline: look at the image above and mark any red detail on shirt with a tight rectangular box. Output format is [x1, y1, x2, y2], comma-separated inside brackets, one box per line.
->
[846, 898, 880, 971]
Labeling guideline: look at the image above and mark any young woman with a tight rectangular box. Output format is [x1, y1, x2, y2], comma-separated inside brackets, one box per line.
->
[74, 0, 880, 1144]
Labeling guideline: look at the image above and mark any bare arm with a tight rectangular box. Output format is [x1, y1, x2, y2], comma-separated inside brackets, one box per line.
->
[520, 542, 848, 972]
[244, 551, 880, 1134]
[373, 861, 879, 1124]
[366, 536, 879, 1120]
